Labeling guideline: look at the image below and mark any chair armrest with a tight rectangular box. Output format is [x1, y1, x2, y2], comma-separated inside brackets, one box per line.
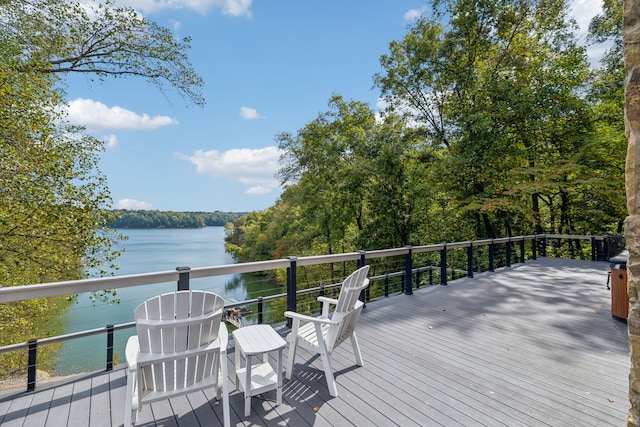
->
[284, 311, 337, 325]
[317, 296, 338, 317]
[125, 336, 139, 369]
[317, 296, 338, 305]
[218, 322, 228, 354]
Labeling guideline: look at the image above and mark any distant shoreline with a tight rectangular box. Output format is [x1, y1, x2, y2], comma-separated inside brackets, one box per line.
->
[109, 209, 247, 229]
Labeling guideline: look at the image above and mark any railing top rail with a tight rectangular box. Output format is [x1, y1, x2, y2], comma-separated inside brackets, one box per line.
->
[0, 233, 615, 304]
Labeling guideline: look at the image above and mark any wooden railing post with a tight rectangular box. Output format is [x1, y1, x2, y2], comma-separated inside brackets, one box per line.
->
[286, 256, 297, 328]
[532, 235, 538, 259]
[467, 243, 474, 278]
[27, 339, 37, 392]
[440, 244, 448, 285]
[257, 297, 264, 324]
[506, 239, 512, 268]
[176, 266, 190, 291]
[404, 246, 413, 295]
[384, 274, 389, 297]
[591, 236, 597, 262]
[106, 324, 114, 371]
[489, 241, 495, 272]
[358, 250, 367, 302]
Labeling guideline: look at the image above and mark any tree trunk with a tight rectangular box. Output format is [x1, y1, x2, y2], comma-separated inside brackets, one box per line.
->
[623, 1, 640, 424]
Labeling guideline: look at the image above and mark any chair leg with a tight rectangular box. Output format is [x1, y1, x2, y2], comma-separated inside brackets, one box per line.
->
[285, 338, 297, 380]
[124, 369, 135, 426]
[220, 352, 230, 427]
[320, 350, 338, 397]
[351, 332, 364, 366]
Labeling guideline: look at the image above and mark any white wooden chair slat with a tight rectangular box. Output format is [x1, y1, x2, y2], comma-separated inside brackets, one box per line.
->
[124, 290, 229, 426]
[285, 265, 369, 397]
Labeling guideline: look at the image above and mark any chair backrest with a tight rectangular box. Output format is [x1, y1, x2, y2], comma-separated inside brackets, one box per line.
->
[326, 265, 370, 352]
[134, 290, 224, 393]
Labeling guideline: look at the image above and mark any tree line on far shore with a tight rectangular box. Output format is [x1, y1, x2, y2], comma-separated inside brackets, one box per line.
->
[109, 210, 247, 229]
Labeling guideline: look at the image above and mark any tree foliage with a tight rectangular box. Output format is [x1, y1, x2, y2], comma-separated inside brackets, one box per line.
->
[2, 0, 204, 106]
[0, 0, 205, 371]
[227, 0, 626, 267]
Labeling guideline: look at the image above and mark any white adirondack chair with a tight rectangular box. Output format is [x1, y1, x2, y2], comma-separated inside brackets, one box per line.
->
[124, 290, 229, 427]
[284, 265, 370, 397]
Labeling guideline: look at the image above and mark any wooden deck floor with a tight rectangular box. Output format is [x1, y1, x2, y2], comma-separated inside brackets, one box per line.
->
[0, 257, 630, 426]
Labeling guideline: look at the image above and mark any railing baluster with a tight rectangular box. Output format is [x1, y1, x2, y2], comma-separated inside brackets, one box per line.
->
[489, 241, 495, 272]
[506, 240, 512, 268]
[286, 256, 297, 328]
[467, 244, 474, 278]
[257, 297, 263, 324]
[358, 250, 367, 303]
[27, 339, 37, 392]
[405, 246, 413, 295]
[176, 266, 190, 291]
[384, 274, 389, 297]
[440, 245, 447, 286]
[106, 324, 114, 371]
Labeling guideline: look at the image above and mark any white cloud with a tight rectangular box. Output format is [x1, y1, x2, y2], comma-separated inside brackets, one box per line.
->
[240, 106, 264, 120]
[245, 186, 272, 195]
[116, 198, 153, 209]
[178, 146, 282, 193]
[404, 7, 427, 23]
[103, 134, 119, 149]
[571, 0, 601, 35]
[67, 98, 178, 132]
[114, 0, 252, 17]
[169, 19, 182, 31]
[570, 0, 606, 64]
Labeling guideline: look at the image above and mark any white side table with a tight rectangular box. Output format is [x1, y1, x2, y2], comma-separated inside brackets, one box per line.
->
[232, 324, 287, 417]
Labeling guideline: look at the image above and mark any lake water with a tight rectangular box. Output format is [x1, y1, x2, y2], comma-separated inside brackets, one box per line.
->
[54, 227, 274, 374]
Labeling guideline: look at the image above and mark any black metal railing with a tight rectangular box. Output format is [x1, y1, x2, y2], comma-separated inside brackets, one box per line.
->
[0, 233, 624, 393]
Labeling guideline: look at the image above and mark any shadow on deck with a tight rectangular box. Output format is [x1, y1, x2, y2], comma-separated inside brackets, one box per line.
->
[0, 258, 630, 426]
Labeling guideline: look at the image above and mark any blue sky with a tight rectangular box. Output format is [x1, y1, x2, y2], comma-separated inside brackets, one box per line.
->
[63, 0, 603, 213]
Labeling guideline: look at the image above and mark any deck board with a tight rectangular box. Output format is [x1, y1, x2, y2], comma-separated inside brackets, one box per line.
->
[0, 257, 630, 426]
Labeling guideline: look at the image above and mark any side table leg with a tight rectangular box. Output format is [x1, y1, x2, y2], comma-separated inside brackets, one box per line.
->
[234, 345, 241, 391]
[245, 354, 252, 417]
[276, 348, 283, 405]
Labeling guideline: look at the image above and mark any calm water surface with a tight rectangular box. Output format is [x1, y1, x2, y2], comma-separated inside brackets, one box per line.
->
[54, 227, 269, 374]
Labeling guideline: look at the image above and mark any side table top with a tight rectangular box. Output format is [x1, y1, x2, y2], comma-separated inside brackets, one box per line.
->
[232, 324, 286, 355]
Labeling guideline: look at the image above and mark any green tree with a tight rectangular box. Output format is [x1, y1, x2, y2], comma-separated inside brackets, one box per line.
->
[0, 0, 205, 373]
[374, 0, 615, 238]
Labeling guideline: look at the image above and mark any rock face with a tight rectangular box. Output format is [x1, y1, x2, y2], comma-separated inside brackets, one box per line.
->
[626, 1, 640, 425]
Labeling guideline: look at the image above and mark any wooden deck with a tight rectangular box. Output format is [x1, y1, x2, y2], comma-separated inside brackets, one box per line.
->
[0, 257, 630, 426]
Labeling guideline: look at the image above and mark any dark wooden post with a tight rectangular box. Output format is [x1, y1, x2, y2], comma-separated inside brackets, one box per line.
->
[257, 297, 264, 324]
[358, 250, 367, 303]
[440, 244, 448, 285]
[489, 241, 495, 272]
[286, 256, 297, 328]
[106, 324, 114, 371]
[176, 266, 190, 291]
[404, 246, 413, 295]
[467, 243, 474, 278]
[27, 339, 37, 392]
